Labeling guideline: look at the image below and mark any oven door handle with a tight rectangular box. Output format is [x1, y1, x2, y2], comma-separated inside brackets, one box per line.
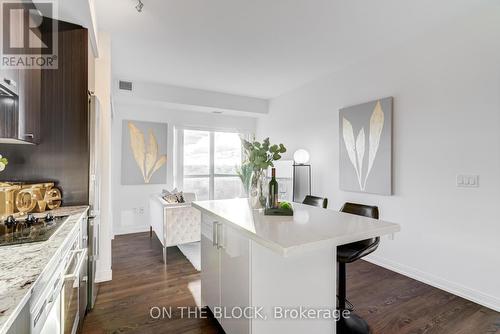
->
[62, 248, 80, 276]
[64, 249, 87, 281]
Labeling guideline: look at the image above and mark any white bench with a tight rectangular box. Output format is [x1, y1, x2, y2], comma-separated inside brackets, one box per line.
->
[149, 193, 201, 265]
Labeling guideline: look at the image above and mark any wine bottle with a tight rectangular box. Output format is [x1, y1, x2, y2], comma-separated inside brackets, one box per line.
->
[269, 168, 279, 209]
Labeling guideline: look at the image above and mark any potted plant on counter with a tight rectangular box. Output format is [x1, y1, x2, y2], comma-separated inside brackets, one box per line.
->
[238, 138, 286, 209]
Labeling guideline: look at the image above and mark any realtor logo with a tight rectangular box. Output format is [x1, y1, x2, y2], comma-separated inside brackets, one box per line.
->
[1, 0, 58, 69]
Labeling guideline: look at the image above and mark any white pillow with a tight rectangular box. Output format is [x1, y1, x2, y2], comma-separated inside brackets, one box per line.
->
[162, 189, 185, 203]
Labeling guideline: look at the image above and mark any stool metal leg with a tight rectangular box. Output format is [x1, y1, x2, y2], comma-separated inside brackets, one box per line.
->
[337, 261, 371, 334]
[338, 262, 347, 310]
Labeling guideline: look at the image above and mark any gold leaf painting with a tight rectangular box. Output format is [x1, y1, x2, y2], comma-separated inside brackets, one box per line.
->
[340, 97, 392, 195]
[127, 122, 167, 183]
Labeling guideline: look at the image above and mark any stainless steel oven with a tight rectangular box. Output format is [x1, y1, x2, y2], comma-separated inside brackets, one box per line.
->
[31, 233, 80, 334]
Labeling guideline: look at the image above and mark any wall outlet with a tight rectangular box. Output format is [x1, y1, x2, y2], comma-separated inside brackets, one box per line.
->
[133, 207, 145, 215]
[457, 174, 479, 188]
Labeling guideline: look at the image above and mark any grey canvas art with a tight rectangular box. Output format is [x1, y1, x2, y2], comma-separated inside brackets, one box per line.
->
[121, 120, 168, 185]
[339, 97, 392, 195]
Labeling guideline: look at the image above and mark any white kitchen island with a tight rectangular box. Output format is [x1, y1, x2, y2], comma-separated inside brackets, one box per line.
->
[193, 199, 400, 334]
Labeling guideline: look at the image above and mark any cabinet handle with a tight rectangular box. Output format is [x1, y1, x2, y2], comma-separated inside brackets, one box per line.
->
[64, 249, 87, 281]
[96, 223, 100, 259]
[216, 223, 223, 250]
[33, 300, 46, 327]
[24, 133, 34, 138]
[213, 221, 218, 247]
[53, 276, 61, 290]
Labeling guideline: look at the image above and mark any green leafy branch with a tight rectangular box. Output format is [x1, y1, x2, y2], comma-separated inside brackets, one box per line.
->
[242, 137, 286, 172]
[237, 137, 286, 193]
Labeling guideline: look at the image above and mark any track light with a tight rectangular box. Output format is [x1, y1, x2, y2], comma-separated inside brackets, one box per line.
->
[135, 0, 144, 12]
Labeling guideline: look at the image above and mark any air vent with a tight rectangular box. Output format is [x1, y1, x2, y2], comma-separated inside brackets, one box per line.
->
[119, 80, 133, 91]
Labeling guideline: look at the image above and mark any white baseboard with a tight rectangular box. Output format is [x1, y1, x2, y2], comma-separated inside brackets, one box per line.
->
[114, 225, 149, 236]
[95, 269, 113, 283]
[365, 254, 500, 312]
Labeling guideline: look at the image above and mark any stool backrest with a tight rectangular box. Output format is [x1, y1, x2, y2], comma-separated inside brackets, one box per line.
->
[340, 202, 380, 251]
[302, 195, 328, 209]
[340, 202, 379, 219]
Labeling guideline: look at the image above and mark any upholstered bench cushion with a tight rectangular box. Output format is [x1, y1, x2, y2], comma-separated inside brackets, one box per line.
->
[165, 206, 201, 245]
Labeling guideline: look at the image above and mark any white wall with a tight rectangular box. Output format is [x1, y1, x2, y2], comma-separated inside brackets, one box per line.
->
[112, 104, 257, 235]
[94, 32, 113, 282]
[257, 6, 500, 311]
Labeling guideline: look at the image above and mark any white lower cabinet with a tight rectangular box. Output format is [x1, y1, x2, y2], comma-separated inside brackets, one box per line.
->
[201, 214, 250, 334]
[220, 221, 250, 334]
[201, 212, 336, 334]
[201, 215, 221, 313]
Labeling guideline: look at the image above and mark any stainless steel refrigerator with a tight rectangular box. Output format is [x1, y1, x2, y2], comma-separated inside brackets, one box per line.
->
[87, 92, 101, 311]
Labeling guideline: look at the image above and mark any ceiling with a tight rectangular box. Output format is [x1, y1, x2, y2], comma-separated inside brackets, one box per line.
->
[96, 0, 480, 99]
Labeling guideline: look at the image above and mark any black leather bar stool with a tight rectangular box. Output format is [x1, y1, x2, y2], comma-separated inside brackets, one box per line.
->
[338, 202, 380, 334]
[302, 195, 328, 209]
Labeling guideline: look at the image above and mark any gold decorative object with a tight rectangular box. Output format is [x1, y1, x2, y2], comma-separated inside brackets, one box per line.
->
[15, 188, 38, 214]
[0, 183, 20, 218]
[128, 122, 167, 183]
[0, 182, 62, 218]
[45, 187, 62, 210]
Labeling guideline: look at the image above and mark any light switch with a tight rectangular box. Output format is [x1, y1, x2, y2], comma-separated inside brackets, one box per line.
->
[457, 174, 479, 188]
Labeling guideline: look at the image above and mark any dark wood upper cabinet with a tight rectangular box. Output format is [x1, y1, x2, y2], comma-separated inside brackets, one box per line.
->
[1, 18, 89, 205]
[18, 68, 41, 144]
[0, 6, 21, 143]
[0, 5, 41, 144]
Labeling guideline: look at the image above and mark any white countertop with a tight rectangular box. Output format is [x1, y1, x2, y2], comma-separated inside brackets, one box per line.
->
[0, 206, 89, 334]
[193, 199, 400, 257]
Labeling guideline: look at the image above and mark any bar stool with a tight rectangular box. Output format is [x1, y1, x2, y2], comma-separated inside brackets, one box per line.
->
[302, 195, 328, 209]
[338, 202, 380, 334]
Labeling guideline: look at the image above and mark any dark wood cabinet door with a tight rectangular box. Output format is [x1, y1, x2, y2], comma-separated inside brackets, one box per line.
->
[0, 67, 20, 141]
[0, 3, 21, 96]
[0, 5, 42, 144]
[18, 68, 41, 144]
[0, 4, 21, 141]
[17, 9, 42, 144]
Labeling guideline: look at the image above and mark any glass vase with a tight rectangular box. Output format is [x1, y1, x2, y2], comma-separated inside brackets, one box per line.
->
[249, 170, 267, 209]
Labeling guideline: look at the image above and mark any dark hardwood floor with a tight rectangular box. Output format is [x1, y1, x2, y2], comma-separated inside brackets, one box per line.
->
[82, 232, 500, 334]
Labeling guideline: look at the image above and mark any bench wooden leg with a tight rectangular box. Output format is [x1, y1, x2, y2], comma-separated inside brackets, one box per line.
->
[150, 226, 152, 239]
[162, 246, 167, 266]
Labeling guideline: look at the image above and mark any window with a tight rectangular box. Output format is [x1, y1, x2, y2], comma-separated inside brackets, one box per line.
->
[178, 129, 243, 200]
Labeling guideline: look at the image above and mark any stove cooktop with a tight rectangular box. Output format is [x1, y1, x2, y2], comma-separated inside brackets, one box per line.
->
[0, 213, 69, 247]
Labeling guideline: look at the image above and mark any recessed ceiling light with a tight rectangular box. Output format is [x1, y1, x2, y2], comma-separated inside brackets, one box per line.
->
[212, 111, 223, 114]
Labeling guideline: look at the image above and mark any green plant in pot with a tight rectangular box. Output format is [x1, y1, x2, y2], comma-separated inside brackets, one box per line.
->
[238, 138, 286, 208]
